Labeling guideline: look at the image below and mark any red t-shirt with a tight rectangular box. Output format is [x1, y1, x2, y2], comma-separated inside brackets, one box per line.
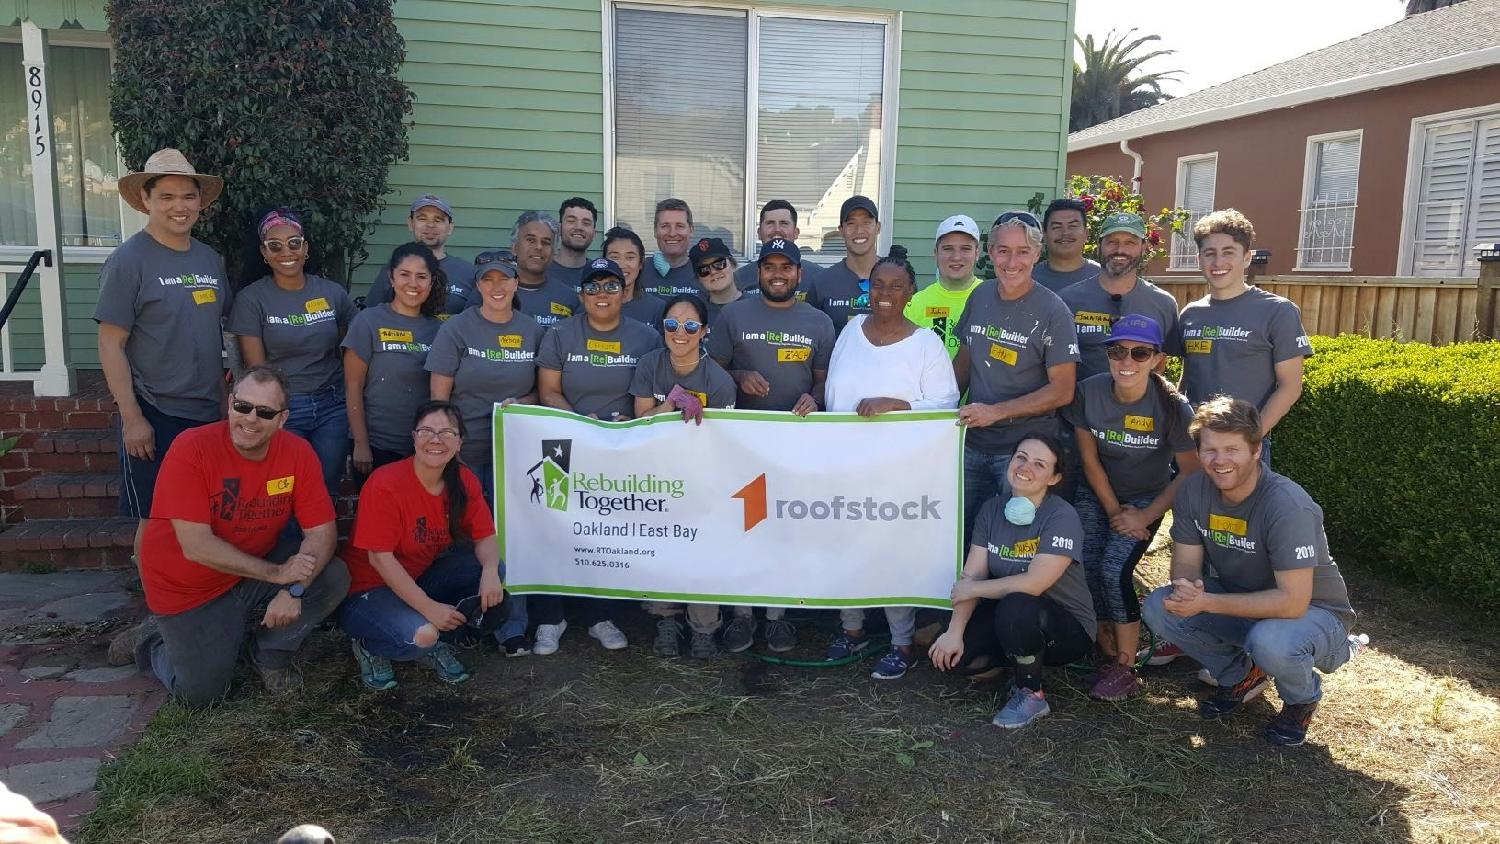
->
[141, 424, 337, 615]
[343, 458, 496, 595]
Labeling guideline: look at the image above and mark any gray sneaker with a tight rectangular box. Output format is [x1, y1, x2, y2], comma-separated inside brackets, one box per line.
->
[722, 615, 755, 653]
[764, 619, 797, 653]
[653, 617, 684, 657]
[107, 616, 158, 667]
[992, 687, 1050, 729]
[689, 631, 718, 659]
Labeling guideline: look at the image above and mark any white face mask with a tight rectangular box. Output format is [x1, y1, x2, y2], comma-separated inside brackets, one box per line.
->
[1004, 496, 1037, 526]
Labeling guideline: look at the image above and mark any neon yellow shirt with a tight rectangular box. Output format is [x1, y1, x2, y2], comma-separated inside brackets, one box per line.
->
[904, 276, 982, 359]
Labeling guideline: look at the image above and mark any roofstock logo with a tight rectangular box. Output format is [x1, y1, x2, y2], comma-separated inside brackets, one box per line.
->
[732, 473, 943, 532]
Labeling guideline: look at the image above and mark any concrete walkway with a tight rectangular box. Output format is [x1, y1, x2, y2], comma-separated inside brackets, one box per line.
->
[0, 571, 162, 831]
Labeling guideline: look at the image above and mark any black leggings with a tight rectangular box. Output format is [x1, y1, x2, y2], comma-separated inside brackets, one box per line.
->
[960, 593, 1092, 691]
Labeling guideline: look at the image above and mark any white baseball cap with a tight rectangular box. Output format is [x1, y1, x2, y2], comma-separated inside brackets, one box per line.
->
[935, 214, 980, 243]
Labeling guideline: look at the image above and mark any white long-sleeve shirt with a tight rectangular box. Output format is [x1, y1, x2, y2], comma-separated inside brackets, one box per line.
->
[824, 315, 961, 413]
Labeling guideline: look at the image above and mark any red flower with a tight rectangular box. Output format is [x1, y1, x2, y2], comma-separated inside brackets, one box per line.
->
[1148, 232, 1162, 245]
[1080, 195, 1095, 212]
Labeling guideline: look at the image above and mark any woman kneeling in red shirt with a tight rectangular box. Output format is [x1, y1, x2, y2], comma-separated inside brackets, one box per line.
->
[338, 400, 506, 689]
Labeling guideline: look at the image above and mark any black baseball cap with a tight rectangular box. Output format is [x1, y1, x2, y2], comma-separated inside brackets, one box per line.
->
[757, 238, 801, 266]
[840, 195, 878, 223]
[691, 237, 733, 266]
[582, 257, 625, 284]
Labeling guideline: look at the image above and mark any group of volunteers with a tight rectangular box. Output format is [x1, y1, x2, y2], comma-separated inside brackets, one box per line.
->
[98, 148, 1358, 748]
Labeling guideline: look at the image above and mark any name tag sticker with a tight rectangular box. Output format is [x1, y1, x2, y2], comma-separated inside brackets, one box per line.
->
[378, 328, 414, 343]
[1208, 514, 1248, 535]
[1075, 311, 1113, 327]
[689, 390, 709, 406]
[587, 339, 622, 354]
[191, 289, 217, 305]
[925, 306, 950, 319]
[1185, 339, 1213, 354]
[266, 476, 295, 496]
[551, 302, 573, 316]
[776, 347, 811, 363]
[499, 334, 523, 349]
[1124, 415, 1155, 432]
[989, 343, 1018, 365]
[304, 297, 330, 314]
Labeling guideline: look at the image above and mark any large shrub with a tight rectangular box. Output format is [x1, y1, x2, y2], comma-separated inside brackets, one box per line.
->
[108, 0, 413, 287]
[1276, 335, 1500, 607]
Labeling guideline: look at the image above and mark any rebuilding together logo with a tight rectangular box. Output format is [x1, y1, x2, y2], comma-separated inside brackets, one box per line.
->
[525, 440, 685, 516]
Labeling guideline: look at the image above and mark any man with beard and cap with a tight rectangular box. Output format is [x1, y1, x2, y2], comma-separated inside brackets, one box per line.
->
[1060, 212, 1182, 380]
[808, 195, 880, 333]
[365, 194, 478, 313]
[510, 210, 580, 329]
[639, 198, 702, 298]
[734, 199, 822, 293]
[548, 196, 598, 288]
[1032, 198, 1101, 294]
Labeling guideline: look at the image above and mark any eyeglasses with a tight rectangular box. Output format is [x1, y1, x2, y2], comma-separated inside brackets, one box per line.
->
[413, 427, 461, 441]
[230, 397, 287, 420]
[1105, 344, 1158, 362]
[580, 280, 623, 295]
[262, 237, 306, 254]
[663, 318, 703, 334]
[995, 211, 1042, 231]
[695, 258, 729, 277]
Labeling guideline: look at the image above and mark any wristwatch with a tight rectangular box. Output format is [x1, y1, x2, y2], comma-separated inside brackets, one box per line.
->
[283, 583, 306, 599]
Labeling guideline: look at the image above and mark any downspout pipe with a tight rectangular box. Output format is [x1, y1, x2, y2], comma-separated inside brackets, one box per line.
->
[1120, 139, 1144, 185]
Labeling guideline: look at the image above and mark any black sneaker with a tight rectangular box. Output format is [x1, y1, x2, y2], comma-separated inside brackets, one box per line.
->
[501, 635, 530, 657]
[1199, 665, 1269, 719]
[1264, 701, 1319, 746]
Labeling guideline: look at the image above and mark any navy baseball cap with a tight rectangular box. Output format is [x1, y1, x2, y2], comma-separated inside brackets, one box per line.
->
[692, 237, 734, 266]
[582, 257, 625, 284]
[1108, 313, 1165, 347]
[409, 194, 454, 219]
[840, 195, 878, 223]
[756, 238, 801, 266]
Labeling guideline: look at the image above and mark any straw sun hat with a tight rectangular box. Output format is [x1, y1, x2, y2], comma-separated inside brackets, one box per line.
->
[117, 148, 224, 214]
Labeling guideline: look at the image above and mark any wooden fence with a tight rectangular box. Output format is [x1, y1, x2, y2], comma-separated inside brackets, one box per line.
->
[1153, 275, 1499, 345]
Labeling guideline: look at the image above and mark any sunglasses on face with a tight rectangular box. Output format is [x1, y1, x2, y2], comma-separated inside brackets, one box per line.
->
[580, 280, 623, 295]
[695, 258, 729, 277]
[262, 237, 306, 254]
[1105, 344, 1158, 362]
[230, 397, 287, 420]
[663, 318, 703, 334]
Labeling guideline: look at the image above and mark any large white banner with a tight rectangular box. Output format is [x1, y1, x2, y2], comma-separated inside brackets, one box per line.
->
[495, 405, 963, 609]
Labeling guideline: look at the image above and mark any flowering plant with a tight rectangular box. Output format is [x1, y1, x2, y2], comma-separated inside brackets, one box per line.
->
[1066, 174, 1189, 266]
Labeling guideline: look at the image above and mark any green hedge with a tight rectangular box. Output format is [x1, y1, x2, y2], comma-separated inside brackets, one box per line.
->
[1275, 335, 1500, 608]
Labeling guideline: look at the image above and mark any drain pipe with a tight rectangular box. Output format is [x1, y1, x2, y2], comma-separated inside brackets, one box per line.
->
[1120, 139, 1144, 185]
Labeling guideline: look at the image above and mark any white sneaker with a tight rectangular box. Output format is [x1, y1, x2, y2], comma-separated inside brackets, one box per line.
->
[533, 621, 567, 656]
[589, 620, 628, 650]
[1197, 667, 1219, 686]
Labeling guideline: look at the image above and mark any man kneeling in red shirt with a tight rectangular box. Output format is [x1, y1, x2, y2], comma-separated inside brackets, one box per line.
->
[108, 366, 350, 705]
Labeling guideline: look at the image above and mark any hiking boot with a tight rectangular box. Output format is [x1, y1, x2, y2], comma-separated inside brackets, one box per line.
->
[421, 642, 471, 684]
[1199, 665, 1269, 719]
[533, 621, 567, 656]
[500, 635, 531, 657]
[589, 620, 628, 650]
[1138, 641, 1185, 666]
[653, 617, 684, 657]
[871, 648, 913, 680]
[107, 616, 158, 667]
[1264, 700, 1320, 747]
[1089, 662, 1144, 702]
[351, 640, 396, 690]
[992, 687, 1050, 729]
[763, 619, 796, 653]
[824, 632, 870, 661]
[257, 662, 303, 695]
[722, 615, 755, 653]
[689, 631, 718, 659]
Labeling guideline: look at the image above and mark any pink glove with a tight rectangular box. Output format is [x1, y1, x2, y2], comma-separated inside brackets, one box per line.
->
[665, 384, 705, 425]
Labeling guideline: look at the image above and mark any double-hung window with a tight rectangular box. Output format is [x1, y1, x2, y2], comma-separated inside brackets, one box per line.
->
[1296, 131, 1362, 271]
[1169, 153, 1216, 271]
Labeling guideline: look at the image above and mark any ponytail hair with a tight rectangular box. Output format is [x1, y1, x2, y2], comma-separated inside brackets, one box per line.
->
[411, 400, 472, 546]
[1148, 369, 1186, 446]
[874, 244, 917, 287]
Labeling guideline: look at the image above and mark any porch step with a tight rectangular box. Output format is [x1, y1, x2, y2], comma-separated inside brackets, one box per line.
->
[0, 517, 136, 571]
[25, 429, 120, 474]
[13, 472, 120, 520]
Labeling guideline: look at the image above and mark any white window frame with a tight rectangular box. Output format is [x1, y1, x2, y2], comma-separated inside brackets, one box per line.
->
[0, 31, 140, 265]
[1294, 129, 1362, 272]
[1168, 152, 1217, 272]
[600, 0, 900, 264]
[1396, 101, 1500, 278]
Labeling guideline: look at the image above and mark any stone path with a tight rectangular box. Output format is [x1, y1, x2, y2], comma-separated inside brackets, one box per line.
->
[0, 571, 162, 831]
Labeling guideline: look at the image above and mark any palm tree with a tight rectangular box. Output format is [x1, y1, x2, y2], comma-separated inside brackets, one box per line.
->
[1070, 30, 1181, 133]
[1405, 0, 1466, 15]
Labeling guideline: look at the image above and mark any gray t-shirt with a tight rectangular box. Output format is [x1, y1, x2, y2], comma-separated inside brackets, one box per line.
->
[808, 261, 872, 334]
[227, 275, 355, 394]
[514, 278, 580, 329]
[707, 297, 836, 412]
[1059, 277, 1183, 380]
[628, 348, 738, 409]
[621, 291, 667, 329]
[365, 254, 478, 315]
[972, 494, 1096, 639]
[425, 308, 546, 467]
[536, 316, 662, 419]
[735, 258, 822, 292]
[956, 281, 1081, 454]
[93, 231, 230, 421]
[1066, 373, 1194, 501]
[1178, 287, 1313, 409]
[547, 260, 587, 290]
[1170, 469, 1354, 628]
[340, 304, 441, 452]
[1031, 259, 1101, 294]
[639, 261, 700, 299]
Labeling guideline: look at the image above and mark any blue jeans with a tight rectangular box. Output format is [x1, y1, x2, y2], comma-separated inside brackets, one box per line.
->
[118, 395, 213, 518]
[337, 546, 508, 660]
[963, 447, 1013, 545]
[473, 463, 526, 642]
[1141, 583, 1350, 705]
[1260, 435, 1273, 467]
[285, 383, 350, 500]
